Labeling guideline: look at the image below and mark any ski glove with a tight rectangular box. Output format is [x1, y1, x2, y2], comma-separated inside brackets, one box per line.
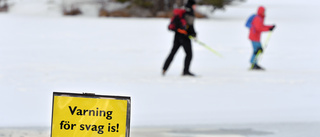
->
[177, 28, 188, 35]
[270, 25, 276, 31]
[190, 33, 196, 37]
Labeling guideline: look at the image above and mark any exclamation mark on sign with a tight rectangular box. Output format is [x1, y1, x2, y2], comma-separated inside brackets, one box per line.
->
[116, 123, 119, 132]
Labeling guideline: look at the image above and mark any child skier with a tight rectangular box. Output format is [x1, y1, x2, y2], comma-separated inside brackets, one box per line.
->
[248, 6, 275, 70]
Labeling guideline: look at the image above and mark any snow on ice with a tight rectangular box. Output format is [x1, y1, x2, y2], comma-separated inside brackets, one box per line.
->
[0, 0, 319, 129]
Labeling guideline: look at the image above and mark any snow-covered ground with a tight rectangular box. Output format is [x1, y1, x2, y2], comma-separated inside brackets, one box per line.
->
[0, 0, 319, 135]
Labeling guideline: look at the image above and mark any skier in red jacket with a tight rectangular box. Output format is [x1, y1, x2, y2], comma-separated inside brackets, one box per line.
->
[249, 6, 275, 70]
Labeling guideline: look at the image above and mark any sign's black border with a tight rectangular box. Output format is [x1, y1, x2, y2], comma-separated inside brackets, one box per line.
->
[51, 92, 131, 137]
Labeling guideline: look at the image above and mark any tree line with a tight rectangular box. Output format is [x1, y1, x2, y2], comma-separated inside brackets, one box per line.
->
[63, 0, 245, 17]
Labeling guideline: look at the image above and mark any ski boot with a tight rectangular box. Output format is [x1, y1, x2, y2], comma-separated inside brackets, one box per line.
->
[251, 64, 265, 71]
[162, 70, 166, 76]
[182, 71, 196, 76]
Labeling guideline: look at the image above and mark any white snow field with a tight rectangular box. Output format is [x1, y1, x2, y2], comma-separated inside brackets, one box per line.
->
[0, 0, 320, 136]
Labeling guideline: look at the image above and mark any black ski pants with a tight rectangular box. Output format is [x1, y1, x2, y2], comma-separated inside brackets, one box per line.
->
[163, 33, 193, 73]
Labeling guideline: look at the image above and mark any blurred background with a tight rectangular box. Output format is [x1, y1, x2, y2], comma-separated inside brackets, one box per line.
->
[1, 0, 246, 17]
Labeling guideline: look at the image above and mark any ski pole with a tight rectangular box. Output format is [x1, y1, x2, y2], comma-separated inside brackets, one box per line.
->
[263, 31, 273, 48]
[259, 31, 273, 62]
[189, 36, 223, 57]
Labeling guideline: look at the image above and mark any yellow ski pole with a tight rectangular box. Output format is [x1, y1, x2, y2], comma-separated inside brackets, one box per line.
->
[189, 36, 223, 58]
[258, 31, 273, 62]
[263, 31, 273, 49]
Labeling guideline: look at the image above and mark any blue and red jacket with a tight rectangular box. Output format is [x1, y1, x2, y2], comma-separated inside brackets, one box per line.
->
[249, 6, 273, 42]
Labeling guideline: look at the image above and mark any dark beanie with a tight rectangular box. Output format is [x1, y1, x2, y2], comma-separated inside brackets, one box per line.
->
[185, 0, 196, 15]
[185, 0, 196, 8]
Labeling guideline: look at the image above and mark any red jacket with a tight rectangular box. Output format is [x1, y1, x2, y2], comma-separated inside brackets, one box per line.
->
[249, 6, 273, 42]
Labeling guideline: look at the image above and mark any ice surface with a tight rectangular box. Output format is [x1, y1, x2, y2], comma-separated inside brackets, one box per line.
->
[1, 123, 320, 137]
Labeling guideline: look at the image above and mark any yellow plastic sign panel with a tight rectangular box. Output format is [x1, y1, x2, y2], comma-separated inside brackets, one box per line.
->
[51, 92, 131, 137]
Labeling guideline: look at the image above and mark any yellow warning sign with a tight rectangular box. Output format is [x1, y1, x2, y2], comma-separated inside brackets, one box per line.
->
[51, 92, 131, 137]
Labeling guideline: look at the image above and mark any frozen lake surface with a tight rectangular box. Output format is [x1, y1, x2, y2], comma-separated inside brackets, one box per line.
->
[0, 0, 319, 136]
[1, 122, 320, 137]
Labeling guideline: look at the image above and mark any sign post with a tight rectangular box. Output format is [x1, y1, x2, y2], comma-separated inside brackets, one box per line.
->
[51, 92, 131, 137]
